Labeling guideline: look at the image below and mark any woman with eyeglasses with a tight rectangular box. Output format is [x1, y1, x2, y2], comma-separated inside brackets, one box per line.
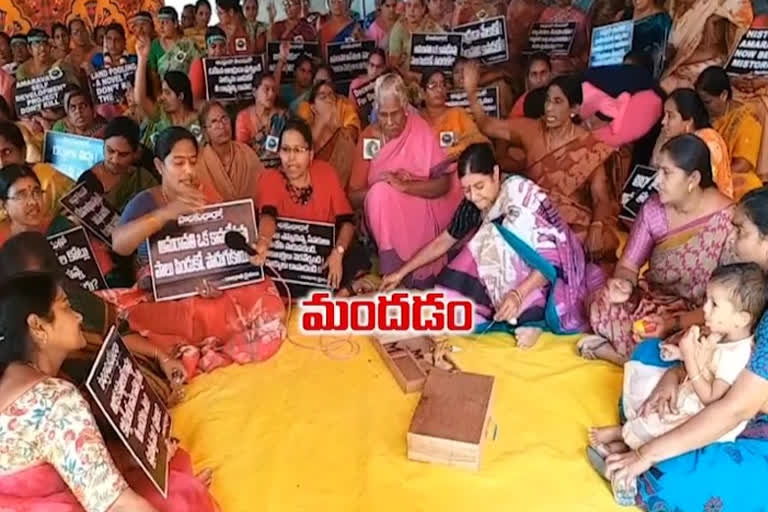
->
[269, 0, 318, 41]
[51, 87, 107, 138]
[15, 28, 80, 84]
[199, 101, 265, 202]
[420, 70, 488, 162]
[296, 79, 360, 187]
[235, 72, 289, 169]
[258, 118, 370, 294]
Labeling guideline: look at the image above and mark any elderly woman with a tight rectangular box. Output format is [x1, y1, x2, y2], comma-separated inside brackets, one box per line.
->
[695, 66, 763, 200]
[199, 101, 264, 202]
[112, 127, 286, 376]
[348, 73, 462, 288]
[135, 35, 203, 149]
[420, 70, 488, 162]
[51, 88, 107, 138]
[583, 134, 734, 366]
[235, 72, 289, 169]
[296, 80, 361, 187]
[270, 0, 318, 41]
[259, 118, 369, 293]
[596, 186, 768, 511]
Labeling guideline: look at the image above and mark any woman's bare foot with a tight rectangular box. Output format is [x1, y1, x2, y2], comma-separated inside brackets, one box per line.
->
[588, 425, 622, 447]
[516, 327, 543, 349]
[195, 468, 214, 488]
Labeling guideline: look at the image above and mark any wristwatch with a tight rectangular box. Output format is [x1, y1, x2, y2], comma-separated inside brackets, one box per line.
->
[335, 245, 345, 255]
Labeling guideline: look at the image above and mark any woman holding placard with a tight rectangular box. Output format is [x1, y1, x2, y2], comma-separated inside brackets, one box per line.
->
[235, 71, 290, 168]
[15, 28, 80, 85]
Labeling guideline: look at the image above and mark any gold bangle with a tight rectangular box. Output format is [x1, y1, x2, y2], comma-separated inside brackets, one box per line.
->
[635, 446, 649, 465]
[509, 289, 523, 306]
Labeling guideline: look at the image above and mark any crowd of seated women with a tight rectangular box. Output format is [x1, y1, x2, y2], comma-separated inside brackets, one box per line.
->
[1, 0, 768, 509]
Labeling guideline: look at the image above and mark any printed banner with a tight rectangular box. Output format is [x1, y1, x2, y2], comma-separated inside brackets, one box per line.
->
[89, 62, 137, 105]
[446, 87, 500, 118]
[726, 28, 768, 75]
[86, 326, 170, 497]
[47, 226, 106, 292]
[203, 54, 265, 102]
[15, 67, 68, 117]
[454, 16, 508, 64]
[524, 22, 576, 55]
[148, 199, 264, 301]
[60, 183, 119, 246]
[620, 164, 657, 222]
[266, 41, 321, 81]
[350, 78, 376, 126]
[409, 33, 463, 74]
[326, 40, 375, 83]
[589, 20, 633, 68]
[265, 217, 334, 289]
[43, 131, 104, 181]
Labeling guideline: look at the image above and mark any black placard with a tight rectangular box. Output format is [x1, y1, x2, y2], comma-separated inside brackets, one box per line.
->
[43, 131, 105, 181]
[86, 327, 171, 497]
[351, 79, 376, 126]
[15, 67, 69, 117]
[59, 183, 119, 247]
[203, 55, 265, 102]
[266, 42, 321, 81]
[726, 29, 768, 75]
[265, 217, 335, 289]
[326, 40, 375, 83]
[89, 63, 137, 105]
[454, 16, 509, 64]
[47, 226, 107, 292]
[148, 200, 264, 301]
[409, 33, 463, 74]
[620, 164, 657, 222]
[589, 20, 633, 68]
[446, 87, 500, 118]
[524, 22, 576, 55]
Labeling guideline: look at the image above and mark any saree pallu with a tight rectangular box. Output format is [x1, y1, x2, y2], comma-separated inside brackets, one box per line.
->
[713, 104, 764, 200]
[661, 0, 753, 92]
[363, 114, 462, 288]
[198, 142, 263, 203]
[0, 450, 220, 512]
[625, 340, 768, 511]
[437, 176, 604, 332]
[319, 19, 359, 48]
[316, 129, 356, 188]
[530, 132, 624, 263]
[590, 205, 734, 358]
[157, 39, 200, 77]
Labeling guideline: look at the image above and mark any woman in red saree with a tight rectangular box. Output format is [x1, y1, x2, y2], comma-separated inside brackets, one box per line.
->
[111, 127, 286, 378]
[584, 134, 734, 365]
[348, 73, 462, 288]
[0, 272, 219, 512]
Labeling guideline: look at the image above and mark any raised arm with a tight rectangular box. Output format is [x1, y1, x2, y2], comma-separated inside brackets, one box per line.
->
[133, 36, 157, 118]
[464, 60, 523, 145]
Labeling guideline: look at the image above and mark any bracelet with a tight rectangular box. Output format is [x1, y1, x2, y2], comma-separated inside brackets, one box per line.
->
[508, 289, 523, 306]
[635, 446, 649, 465]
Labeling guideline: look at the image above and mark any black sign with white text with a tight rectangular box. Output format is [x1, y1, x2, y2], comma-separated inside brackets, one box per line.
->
[620, 164, 657, 222]
[86, 327, 171, 497]
[43, 131, 105, 181]
[266, 42, 321, 81]
[326, 40, 375, 83]
[446, 87, 500, 118]
[726, 29, 768, 75]
[47, 226, 107, 292]
[589, 21, 634, 68]
[204, 55, 265, 102]
[265, 217, 335, 290]
[409, 33, 463, 74]
[89, 63, 137, 105]
[148, 200, 264, 301]
[60, 183, 119, 246]
[454, 16, 509, 64]
[524, 22, 576, 55]
[15, 67, 68, 117]
[351, 79, 376, 125]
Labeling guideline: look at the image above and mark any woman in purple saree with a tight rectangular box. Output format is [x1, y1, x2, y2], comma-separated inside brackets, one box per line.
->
[381, 143, 604, 347]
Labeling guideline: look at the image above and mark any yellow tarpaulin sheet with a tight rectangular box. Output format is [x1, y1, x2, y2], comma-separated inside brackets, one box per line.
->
[172, 315, 627, 512]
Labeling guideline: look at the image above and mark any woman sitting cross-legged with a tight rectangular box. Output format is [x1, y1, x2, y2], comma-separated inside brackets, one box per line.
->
[348, 72, 462, 289]
[381, 143, 604, 348]
[583, 134, 735, 365]
[258, 118, 371, 296]
[0, 272, 219, 511]
[111, 127, 286, 377]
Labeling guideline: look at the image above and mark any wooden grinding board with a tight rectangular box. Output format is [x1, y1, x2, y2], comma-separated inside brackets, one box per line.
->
[407, 369, 495, 470]
[371, 336, 433, 393]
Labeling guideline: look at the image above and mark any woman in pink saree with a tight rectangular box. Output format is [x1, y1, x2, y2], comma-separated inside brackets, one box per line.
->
[0, 272, 219, 512]
[348, 73, 462, 288]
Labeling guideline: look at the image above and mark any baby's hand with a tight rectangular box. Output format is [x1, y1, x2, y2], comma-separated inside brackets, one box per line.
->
[660, 343, 682, 362]
[678, 325, 701, 356]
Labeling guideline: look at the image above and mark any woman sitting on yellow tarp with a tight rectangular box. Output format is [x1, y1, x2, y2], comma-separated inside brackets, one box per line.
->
[695, 66, 763, 200]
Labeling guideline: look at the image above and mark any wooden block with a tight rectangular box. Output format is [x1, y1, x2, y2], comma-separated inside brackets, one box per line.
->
[407, 369, 495, 470]
[371, 336, 431, 393]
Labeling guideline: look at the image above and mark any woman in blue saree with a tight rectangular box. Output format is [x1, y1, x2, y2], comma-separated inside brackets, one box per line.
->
[602, 186, 768, 510]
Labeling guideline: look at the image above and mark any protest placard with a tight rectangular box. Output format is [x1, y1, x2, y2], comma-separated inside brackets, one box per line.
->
[454, 16, 509, 64]
[15, 66, 68, 117]
[148, 199, 263, 301]
[620, 164, 657, 222]
[523, 22, 576, 55]
[265, 217, 334, 292]
[47, 226, 106, 292]
[86, 327, 171, 497]
[266, 41, 321, 80]
[589, 20, 634, 68]
[203, 55, 265, 102]
[59, 183, 119, 246]
[326, 40, 375, 83]
[351, 79, 376, 125]
[409, 33, 463, 75]
[89, 62, 137, 105]
[446, 87, 500, 118]
[726, 29, 768, 75]
[43, 131, 104, 181]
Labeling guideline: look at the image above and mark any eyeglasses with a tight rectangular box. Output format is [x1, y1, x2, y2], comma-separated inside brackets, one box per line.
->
[279, 146, 310, 156]
[7, 188, 43, 201]
[426, 81, 445, 90]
